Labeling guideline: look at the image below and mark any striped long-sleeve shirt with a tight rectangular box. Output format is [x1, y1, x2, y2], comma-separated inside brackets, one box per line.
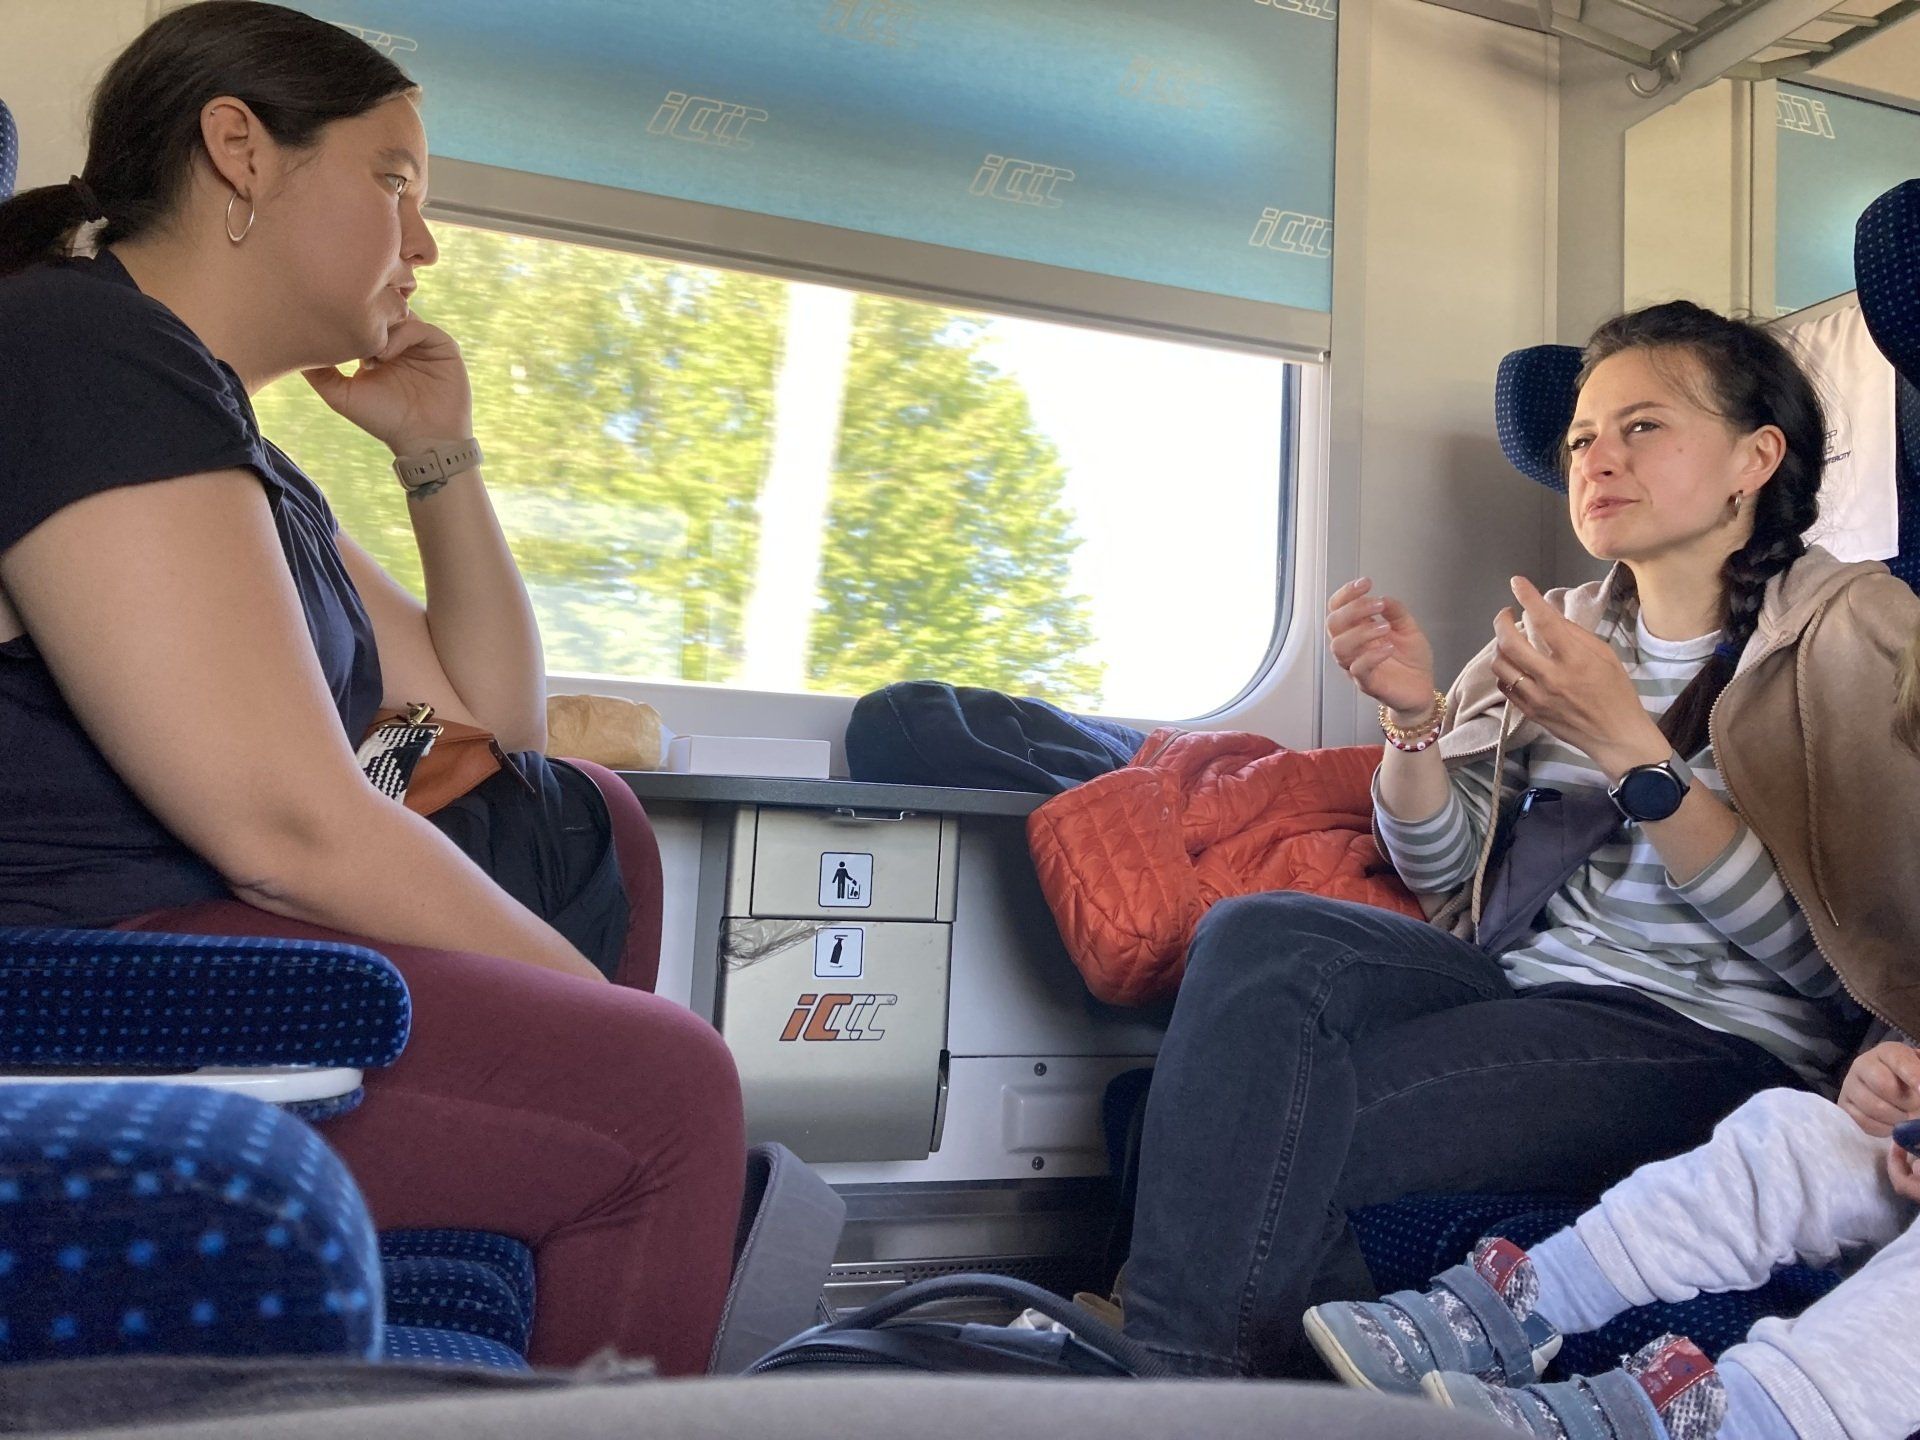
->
[1375, 609, 1852, 1085]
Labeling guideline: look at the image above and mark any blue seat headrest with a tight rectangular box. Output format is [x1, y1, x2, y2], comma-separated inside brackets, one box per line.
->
[1856, 178, 1919, 387]
[1495, 344, 1584, 492]
[0, 99, 18, 203]
[1855, 178, 1920, 591]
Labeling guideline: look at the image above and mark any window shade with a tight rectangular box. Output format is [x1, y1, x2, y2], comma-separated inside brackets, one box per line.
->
[296, 0, 1338, 313]
[1775, 82, 1920, 314]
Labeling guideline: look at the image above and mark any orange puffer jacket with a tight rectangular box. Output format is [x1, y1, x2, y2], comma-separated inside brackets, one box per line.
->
[1026, 730, 1422, 1007]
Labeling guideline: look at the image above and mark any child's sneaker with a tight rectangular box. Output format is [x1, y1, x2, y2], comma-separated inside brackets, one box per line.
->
[1422, 1333, 1726, 1440]
[1302, 1236, 1561, 1394]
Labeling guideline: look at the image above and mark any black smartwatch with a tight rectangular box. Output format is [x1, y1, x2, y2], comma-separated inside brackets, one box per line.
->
[1608, 758, 1690, 823]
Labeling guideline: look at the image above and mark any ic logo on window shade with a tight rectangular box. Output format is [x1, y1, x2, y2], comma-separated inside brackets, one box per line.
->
[331, 22, 418, 57]
[648, 93, 770, 149]
[971, 156, 1076, 208]
[1250, 209, 1333, 258]
[822, 0, 920, 48]
[1120, 58, 1212, 109]
[1256, 0, 1339, 20]
[1775, 94, 1835, 139]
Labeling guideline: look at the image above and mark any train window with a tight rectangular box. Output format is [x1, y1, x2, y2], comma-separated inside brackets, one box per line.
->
[1774, 83, 1920, 312]
[251, 222, 1295, 717]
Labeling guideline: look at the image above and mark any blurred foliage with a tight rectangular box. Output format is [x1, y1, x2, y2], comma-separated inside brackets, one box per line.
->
[251, 226, 1103, 706]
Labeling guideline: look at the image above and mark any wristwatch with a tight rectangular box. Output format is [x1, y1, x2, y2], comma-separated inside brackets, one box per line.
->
[392, 438, 484, 495]
[1608, 757, 1691, 823]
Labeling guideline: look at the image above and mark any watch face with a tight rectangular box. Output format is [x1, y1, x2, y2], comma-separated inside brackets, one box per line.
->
[1619, 765, 1685, 821]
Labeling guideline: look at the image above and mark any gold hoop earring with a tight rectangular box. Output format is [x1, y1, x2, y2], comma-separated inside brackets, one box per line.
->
[225, 190, 256, 244]
[1728, 492, 1745, 519]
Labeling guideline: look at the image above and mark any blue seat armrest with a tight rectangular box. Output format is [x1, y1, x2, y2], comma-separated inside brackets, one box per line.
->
[0, 929, 409, 1070]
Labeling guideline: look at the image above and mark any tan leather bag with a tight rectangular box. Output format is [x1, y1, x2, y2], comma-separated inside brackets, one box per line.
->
[359, 703, 509, 816]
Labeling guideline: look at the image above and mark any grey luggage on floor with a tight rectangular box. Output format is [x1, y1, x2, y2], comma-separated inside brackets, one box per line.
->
[709, 1142, 847, 1374]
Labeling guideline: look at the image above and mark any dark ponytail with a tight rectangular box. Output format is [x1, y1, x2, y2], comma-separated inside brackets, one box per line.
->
[0, 1, 414, 279]
[1574, 300, 1826, 758]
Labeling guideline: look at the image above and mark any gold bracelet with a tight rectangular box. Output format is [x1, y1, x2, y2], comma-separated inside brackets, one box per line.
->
[1379, 691, 1448, 752]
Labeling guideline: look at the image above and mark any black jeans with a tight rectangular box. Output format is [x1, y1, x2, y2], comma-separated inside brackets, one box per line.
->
[1121, 892, 1801, 1378]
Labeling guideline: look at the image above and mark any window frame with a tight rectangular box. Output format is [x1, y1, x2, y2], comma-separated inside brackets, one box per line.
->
[1185, 361, 1303, 722]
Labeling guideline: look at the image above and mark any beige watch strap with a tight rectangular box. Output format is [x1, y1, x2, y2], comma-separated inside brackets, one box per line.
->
[392, 438, 484, 491]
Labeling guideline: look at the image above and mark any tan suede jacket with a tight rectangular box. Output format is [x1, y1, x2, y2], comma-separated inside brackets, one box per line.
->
[1422, 546, 1920, 1038]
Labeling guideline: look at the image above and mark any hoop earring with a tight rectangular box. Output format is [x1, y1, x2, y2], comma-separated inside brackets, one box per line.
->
[225, 190, 256, 244]
[1728, 492, 1746, 519]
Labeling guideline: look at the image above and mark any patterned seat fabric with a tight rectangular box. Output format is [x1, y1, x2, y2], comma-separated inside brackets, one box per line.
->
[380, 1229, 536, 1345]
[1854, 179, 1920, 590]
[1494, 344, 1584, 493]
[381, 1255, 532, 1354]
[0, 927, 411, 1121]
[1350, 1192, 1840, 1378]
[380, 1324, 529, 1370]
[0, 99, 17, 201]
[0, 928, 411, 1071]
[0, 1083, 383, 1363]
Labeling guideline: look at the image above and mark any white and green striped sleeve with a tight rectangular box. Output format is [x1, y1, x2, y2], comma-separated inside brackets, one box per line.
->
[1669, 822, 1837, 998]
[1372, 751, 1516, 895]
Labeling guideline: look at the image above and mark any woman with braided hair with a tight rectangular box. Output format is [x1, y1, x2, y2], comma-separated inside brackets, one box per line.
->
[1121, 301, 1920, 1387]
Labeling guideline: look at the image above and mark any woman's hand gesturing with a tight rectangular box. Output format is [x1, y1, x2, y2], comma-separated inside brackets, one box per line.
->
[302, 312, 475, 459]
[1492, 577, 1669, 782]
[1327, 578, 1437, 718]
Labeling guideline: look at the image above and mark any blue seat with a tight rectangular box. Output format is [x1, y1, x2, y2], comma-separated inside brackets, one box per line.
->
[0, 928, 532, 1367]
[1493, 343, 1585, 493]
[1350, 174, 1920, 1373]
[0, 1082, 384, 1362]
[1855, 178, 1920, 590]
[0, 98, 17, 201]
[0, 927, 411, 1119]
[380, 1239, 536, 1354]
[0, 1080, 538, 1370]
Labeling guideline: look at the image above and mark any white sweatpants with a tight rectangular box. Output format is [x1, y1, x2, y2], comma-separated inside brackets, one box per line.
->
[1571, 1088, 1920, 1440]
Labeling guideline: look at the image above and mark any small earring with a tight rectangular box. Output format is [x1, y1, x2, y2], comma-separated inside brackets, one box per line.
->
[225, 190, 256, 244]
[1728, 492, 1745, 518]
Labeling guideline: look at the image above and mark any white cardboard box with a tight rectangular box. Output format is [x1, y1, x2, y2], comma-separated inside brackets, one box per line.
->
[665, 734, 831, 780]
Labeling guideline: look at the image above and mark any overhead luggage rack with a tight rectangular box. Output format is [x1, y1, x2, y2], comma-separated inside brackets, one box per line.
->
[1426, 0, 1915, 95]
[1726, 0, 1919, 78]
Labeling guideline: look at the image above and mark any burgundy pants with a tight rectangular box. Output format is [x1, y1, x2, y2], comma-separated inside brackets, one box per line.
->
[118, 762, 744, 1373]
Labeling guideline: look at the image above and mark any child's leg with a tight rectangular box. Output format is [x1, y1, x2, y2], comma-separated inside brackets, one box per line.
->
[1549, 1089, 1903, 1323]
[1718, 1213, 1920, 1440]
[1306, 1088, 1905, 1401]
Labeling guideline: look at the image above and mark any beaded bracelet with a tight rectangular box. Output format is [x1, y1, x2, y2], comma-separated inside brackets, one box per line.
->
[1378, 691, 1448, 752]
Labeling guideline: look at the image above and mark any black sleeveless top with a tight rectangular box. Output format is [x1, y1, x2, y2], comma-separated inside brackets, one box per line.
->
[0, 252, 383, 925]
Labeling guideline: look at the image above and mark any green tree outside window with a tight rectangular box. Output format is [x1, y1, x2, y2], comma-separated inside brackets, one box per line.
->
[250, 224, 1103, 708]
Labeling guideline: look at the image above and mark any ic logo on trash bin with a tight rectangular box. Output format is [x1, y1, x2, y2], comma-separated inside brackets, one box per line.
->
[780, 992, 898, 1042]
